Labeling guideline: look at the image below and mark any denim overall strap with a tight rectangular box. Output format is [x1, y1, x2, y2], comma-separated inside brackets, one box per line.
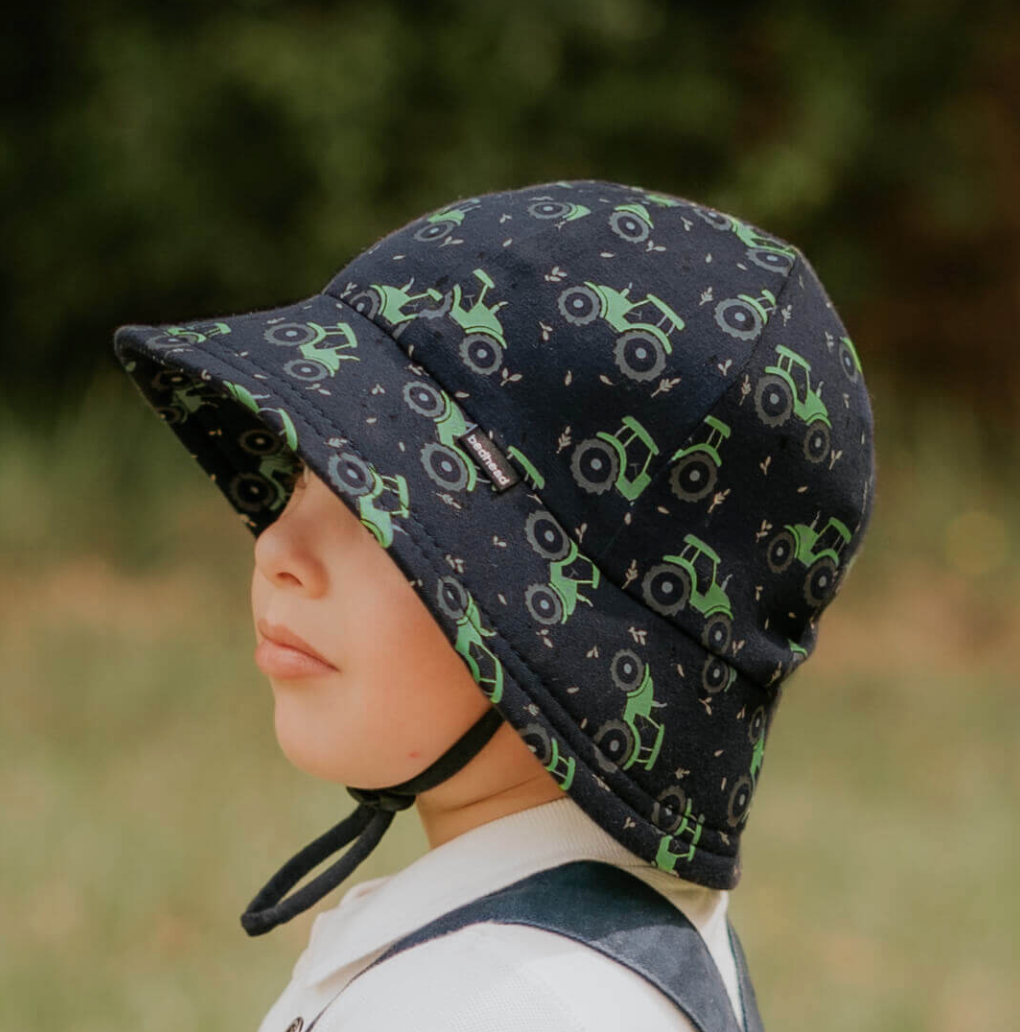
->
[309, 859, 763, 1032]
[727, 916, 765, 1032]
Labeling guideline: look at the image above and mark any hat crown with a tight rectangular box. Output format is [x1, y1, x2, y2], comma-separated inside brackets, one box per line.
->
[325, 179, 875, 687]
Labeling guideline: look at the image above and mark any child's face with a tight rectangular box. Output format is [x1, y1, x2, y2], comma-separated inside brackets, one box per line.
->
[250, 458, 494, 788]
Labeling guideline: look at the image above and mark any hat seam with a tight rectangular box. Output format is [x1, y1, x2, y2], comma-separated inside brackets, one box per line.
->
[592, 248, 804, 571]
[133, 337, 746, 866]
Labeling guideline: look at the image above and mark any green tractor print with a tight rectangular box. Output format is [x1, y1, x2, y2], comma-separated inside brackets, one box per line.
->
[766, 514, 851, 607]
[262, 320, 360, 383]
[145, 320, 231, 351]
[519, 723, 576, 791]
[726, 706, 767, 829]
[413, 197, 483, 243]
[754, 343, 832, 463]
[152, 368, 218, 426]
[714, 287, 777, 341]
[731, 218, 798, 275]
[419, 267, 510, 375]
[222, 381, 300, 452]
[325, 451, 410, 549]
[523, 509, 601, 626]
[348, 278, 448, 332]
[230, 424, 304, 517]
[436, 576, 505, 704]
[838, 335, 863, 384]
[667, 415, 731, 503]
[641, 533, 735, 653]
[506, 445, 546, 491]
[571, 415, 660, 500]
[694, 208, 798, 275]
[619, 185, 683, 209]
[608, 202, 655, 243]
[639, 192, 683, 209]
[557, 280, 686, 382]
[402, 379, 479, 493]
[526, 197, 592, 222]
[653, 796, 705, 871]
[592, 649, 667, 774]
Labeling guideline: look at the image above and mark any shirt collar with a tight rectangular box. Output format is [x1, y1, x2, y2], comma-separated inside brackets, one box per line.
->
[297, 795, 728, 987]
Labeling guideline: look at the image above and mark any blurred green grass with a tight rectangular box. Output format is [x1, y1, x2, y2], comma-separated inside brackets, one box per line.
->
[2, 374, 1017, 1030]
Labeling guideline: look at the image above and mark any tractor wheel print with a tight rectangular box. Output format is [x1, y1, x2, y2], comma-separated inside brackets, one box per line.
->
[714, 297, 764, 341]
[436, 575, 469, 620]
[839, 338, 859, 383]
[403, 380, 445, 419]
[746, 247, 794, 274]
[571, 438, 619, 494]
[283, 358, 329, 382]
[228, 472, 272, 513]
[528, 200, 573, 220]
[238, 427, 283, 457]
[594, 719, 636, 771]
[261, 321, 315, 346]
[460, 333, 503, 375]
[748, 706, 766, 744]
[669, 452, 717, 502]
[695, 209, 733, 231]
[414, 219, 458, 243]
[610, 649, 645, 693]
[609, 210, 650, 243]
[803, 421, 830, 463]
[754, 374, 794, 426]
[613, 330, 666, 381]
[263, 322, 318, 347]
[524, 583, 564, 626]
[349, 288, 383, 320]
[151, 369, 192, 392]
[146, 330, 201, 350]
[652, 785, 689, 834]
[702, 613, 732, 654]
[642, 563, 692, 617]
[727, 775, 754, 828]
[525, 510, 572, 562]
[155, 404, 186, 425]
[421, 442, 470, 491]
[328, 451, 374, 497]
[804, 557, 838, 607]
[702, 656, 734, 694]
[766, 530, 796, 574]
[558, 285, 601, 325]
[520, 722, 554, 765]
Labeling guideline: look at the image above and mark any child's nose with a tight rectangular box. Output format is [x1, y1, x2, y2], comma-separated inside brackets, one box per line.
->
[252, 519, 328, 598]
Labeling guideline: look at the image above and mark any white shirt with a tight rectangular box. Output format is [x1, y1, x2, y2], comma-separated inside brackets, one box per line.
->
[257, 796, 746, 1032]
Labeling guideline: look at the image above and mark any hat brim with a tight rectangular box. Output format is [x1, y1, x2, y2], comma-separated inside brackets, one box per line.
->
[114, 290, 756, 889]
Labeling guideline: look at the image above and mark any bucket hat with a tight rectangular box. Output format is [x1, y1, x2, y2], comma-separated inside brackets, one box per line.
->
[113, 178, 876, 936]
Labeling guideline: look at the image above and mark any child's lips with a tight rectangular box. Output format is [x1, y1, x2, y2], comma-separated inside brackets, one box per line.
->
[254, 639, 337, 679]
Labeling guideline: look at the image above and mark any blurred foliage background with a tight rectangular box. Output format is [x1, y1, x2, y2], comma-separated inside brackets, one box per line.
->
[2, 1, 1018, 1030]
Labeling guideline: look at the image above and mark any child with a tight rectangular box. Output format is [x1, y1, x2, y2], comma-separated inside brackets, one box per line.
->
[113, 178, 876, 1031]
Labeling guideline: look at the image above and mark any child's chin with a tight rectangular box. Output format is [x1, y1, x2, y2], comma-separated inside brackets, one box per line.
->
[272, 704, 381, 786]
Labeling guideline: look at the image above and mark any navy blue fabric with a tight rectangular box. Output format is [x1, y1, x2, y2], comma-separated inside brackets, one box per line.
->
[112, 178, 877, 922]
[308, 859, 763, 1032]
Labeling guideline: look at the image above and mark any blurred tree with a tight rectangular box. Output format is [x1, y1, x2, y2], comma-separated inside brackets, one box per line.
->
[2, 0, 1016, 435]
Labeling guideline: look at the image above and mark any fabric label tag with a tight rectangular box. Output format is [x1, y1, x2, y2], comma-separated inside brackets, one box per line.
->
[456, 425, 520, 492]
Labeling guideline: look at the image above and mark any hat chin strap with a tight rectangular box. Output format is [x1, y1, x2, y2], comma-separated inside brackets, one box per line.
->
[240, 706, 506, 936]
